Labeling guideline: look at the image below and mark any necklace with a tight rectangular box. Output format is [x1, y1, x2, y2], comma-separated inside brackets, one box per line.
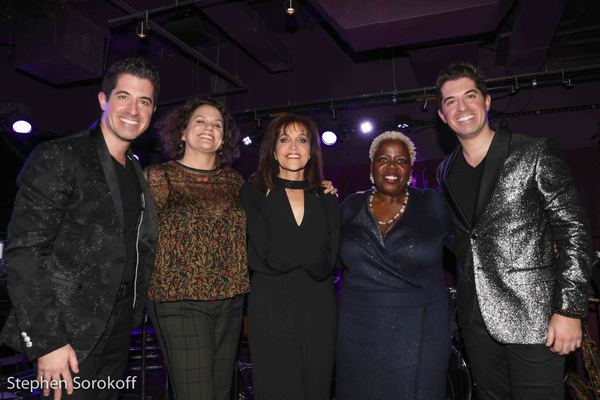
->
[274, 176, 308, 190]
[173, 160, 220, 175]
[369, 190, 410, 225]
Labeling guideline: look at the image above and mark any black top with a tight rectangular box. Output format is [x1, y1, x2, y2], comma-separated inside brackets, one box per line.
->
[448, 151, 486, 226]
[112, 155, 141, 283]
[240, 182, 341, 281]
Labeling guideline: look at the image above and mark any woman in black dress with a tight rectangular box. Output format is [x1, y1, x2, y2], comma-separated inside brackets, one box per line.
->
[240, 113, 340, 400]
[336, 131, 453, 400]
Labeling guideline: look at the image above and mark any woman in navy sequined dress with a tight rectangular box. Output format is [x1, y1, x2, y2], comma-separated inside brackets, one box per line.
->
[336, 131, 453, 400]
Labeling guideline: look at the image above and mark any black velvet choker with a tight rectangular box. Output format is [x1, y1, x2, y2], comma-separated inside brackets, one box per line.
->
[274, 176, 308, 190]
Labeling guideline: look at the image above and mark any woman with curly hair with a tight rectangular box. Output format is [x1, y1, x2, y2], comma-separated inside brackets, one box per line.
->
[145, 98, 249, 400]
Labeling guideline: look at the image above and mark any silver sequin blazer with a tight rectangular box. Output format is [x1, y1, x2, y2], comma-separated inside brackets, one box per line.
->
[438, 129, 592, 344]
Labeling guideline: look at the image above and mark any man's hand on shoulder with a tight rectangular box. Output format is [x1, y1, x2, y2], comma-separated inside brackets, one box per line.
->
[545, 313, 582, 355]
[37, 344, 79, 400]
[321, 180, 338, 196]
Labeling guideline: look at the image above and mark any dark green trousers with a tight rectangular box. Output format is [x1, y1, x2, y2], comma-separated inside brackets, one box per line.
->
[148, 296, 244, 400]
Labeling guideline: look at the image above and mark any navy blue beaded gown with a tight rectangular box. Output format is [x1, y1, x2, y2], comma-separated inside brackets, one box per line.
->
[336, 187, 452, 400]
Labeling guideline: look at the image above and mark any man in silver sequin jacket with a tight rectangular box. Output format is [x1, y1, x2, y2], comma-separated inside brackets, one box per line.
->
[436, 62, 592, 400]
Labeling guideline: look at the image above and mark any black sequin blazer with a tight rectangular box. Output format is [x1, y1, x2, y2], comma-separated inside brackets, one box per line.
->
[0, 123, 158, 361]
[438, 128, 592, 344]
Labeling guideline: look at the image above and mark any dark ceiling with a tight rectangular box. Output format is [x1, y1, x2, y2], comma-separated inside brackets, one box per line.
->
[2, 0, 599, 99]
[0, 0, 599, 153]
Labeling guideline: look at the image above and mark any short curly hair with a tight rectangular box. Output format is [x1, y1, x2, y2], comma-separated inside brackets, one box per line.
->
[369, 131, 417, 166]
[156, 98, 240, 165]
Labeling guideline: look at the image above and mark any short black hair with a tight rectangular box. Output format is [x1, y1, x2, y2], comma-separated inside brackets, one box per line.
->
[436, 62, 487, 103]
[102, 57, 160, 103]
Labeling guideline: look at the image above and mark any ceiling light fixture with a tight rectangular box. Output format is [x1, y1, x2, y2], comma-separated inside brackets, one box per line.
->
[136, 10, 149, 39]
[420, 89, 429, 112]
[286, 0, 295, 15]
[562, 69, 574, 89]
[510, 76, 520, 95]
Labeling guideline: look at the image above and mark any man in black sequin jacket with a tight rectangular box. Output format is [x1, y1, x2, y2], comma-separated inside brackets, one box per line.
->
[436, 62, 592, 400]
[1, 58, 159, 400]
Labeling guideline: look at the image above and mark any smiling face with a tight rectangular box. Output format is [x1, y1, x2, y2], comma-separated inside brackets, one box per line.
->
[437, 76, 491, 141]
[371, 139, 411, 196]
[181, 104, 224, 157]
[98, 73, 155, 146]
[274, 122, 311, 179]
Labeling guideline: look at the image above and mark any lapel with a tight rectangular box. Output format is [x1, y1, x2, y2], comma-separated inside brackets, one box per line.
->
[351, 190, 385, 246]
[90, 123, 124, 231]
[473, 128, 511, 226]
[440, 146, 471, 231]
[130, 150, 158, 244]
[349, 190, 398, 268]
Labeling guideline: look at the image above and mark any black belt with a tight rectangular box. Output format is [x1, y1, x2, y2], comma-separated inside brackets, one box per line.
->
[116, 281, 134, 300]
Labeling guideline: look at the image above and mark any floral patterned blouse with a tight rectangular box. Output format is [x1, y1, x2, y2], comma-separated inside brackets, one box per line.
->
[146, 161, 249, 301]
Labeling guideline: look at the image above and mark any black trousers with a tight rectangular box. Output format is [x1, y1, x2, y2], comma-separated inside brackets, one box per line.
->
[249, 271, 336, 400]
[65, 293, 136, 400]
[461, 305, 565, 400]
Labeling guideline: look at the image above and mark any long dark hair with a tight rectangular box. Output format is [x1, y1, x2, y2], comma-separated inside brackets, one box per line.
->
[156, 98, 240, 165]
[253, 113, 323, 192]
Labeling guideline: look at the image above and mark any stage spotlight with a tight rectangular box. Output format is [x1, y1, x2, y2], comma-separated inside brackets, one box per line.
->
[2, 103, 33, 134]
[12, 120, 32, 134]
[359, 120, 373, 134]
[242, 136, 253, 146]
[321, 131, 337, 146]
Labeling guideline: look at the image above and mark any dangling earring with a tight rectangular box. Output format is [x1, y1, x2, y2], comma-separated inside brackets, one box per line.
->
[369, 172, 374, 184]
[217, 145, 223, 156]
[407, 176, 414, 187]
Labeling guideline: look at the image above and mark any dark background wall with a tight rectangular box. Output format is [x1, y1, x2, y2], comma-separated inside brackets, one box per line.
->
[0, 0, 599, 246]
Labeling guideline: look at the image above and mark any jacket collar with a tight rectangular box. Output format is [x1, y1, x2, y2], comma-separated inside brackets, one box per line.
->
[89, 121, 125, 230]
[473, 126, 511, 225]
[439, 125, 512, 230]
